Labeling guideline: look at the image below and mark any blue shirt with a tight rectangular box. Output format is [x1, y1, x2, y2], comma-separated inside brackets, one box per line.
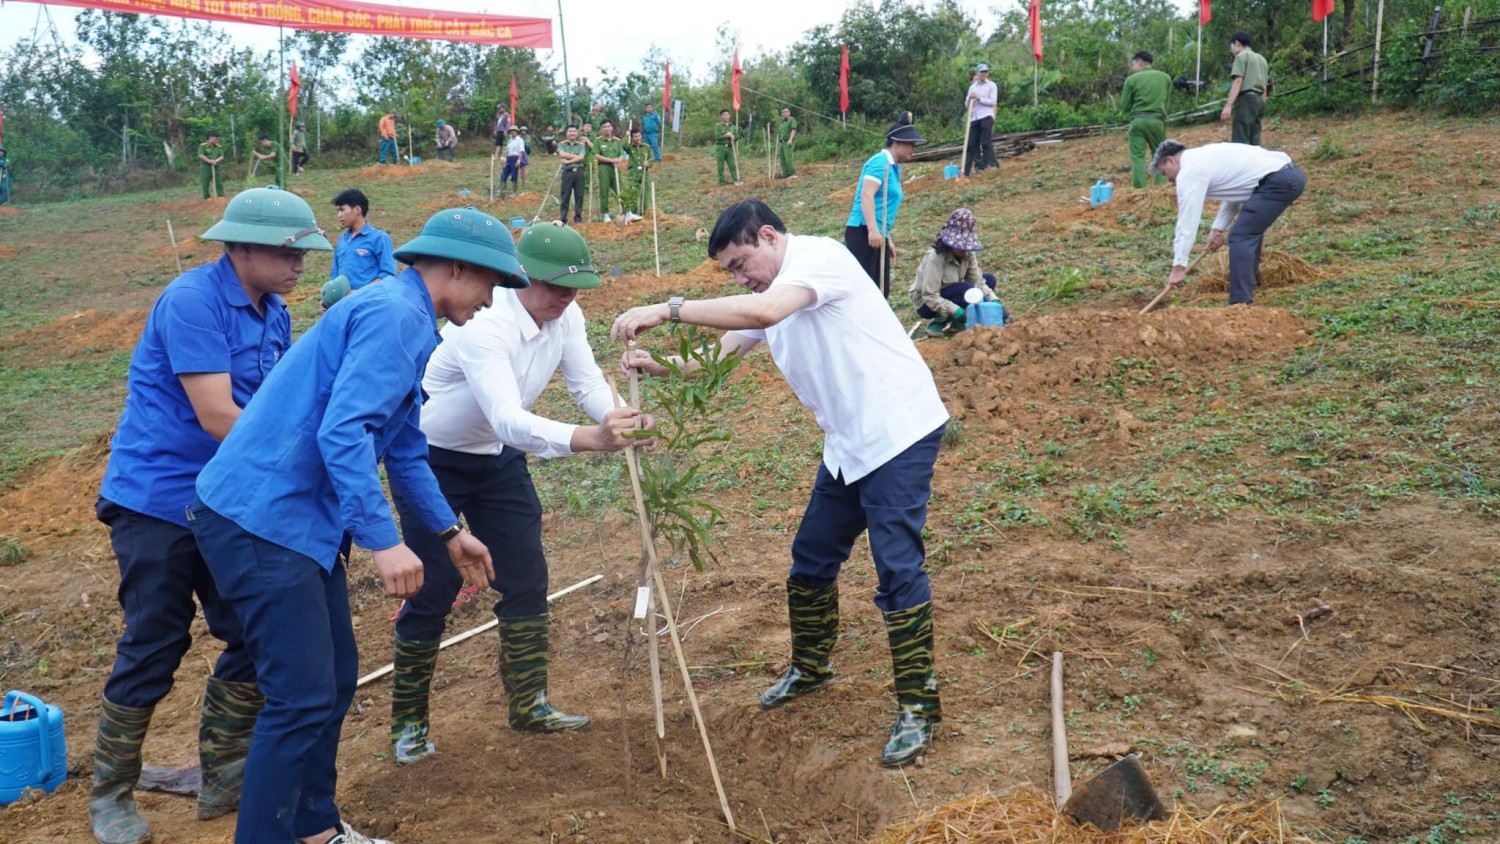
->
[845, 150, 902, 234]
[330, 222, 397, 290]
[195, 268, 457, 568]
[642, 112, 662, 135]
[100, 254, 290, 528]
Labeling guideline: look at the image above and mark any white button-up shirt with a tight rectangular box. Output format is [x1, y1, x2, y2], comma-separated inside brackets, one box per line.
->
[1172, 143, 1294, 266]
[735, 235, 949, 483]
[419, 289, 614, 459]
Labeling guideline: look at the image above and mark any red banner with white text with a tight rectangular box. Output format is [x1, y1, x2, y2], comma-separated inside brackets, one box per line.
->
[8, 0, 552, 47]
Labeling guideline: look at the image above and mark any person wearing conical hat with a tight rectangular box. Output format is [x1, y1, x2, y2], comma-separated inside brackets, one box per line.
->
[386, 223, 654, 766]
[908, 208, 1001, 337]
[187, 207, 528, 844]
[88, 188, 332, 844]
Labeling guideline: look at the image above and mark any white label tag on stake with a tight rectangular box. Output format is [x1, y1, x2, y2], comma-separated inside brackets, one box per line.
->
[633, 585, 652, 620]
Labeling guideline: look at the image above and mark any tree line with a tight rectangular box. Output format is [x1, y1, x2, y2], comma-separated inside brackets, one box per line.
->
[1, 0, 1495, 200]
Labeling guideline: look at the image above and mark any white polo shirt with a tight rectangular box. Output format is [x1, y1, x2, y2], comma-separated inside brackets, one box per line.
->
[733, 235, 949, 483]
[419, 289, 614, 459]
[1172, 143, 1294, 266]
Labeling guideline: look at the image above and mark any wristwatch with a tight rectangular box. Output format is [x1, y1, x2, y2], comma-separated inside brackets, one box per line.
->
[668, 296, 685, 323]
[437, 524, 463, 543]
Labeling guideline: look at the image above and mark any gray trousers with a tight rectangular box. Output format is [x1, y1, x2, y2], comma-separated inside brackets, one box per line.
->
[1228, 164, 1307, 304]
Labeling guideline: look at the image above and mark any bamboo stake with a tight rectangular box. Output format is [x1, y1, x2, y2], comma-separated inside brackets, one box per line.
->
[959, 100, 974, 175]
[166, 218, 183, 275]
[730, 110, 741, 183]
[1051, 651, 1071, 806]
[532, 164, 562, 223]
[651, 182, 662, 278]
[489, 153, 495, 202]
[355, 574, 603, 687]
[609, 375, 737, 833]
[620, 357, 667, 777]
[877, 152, 891, 296]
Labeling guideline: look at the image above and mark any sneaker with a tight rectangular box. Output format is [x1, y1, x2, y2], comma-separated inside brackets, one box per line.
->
[328, 821, 392, 844]
[733, 181, 743, 186]
[624, 212, 642, 222]
[787, 174, 799, 180]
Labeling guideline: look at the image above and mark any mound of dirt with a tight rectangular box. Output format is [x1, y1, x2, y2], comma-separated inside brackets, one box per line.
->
[0, 434, 110, 542]
[356, 163, 432, 180]
[0, 205, 23, 217]
[932, 306, 1311, 441]
[1196, 250, 1328, 293]
[1, 309, 148, 360]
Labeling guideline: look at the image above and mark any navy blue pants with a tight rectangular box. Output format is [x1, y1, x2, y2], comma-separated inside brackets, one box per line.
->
[188, 499, 355, 843]
[501, 155, 520, 189]
[790, 426, 944, 613]
[394, 447, 548, 641]
[1228, 164, 1307, 305]
[97, 499, 253, 709]
[915, 274, 998, 319]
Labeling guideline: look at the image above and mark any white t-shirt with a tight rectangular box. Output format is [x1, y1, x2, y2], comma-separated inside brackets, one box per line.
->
[967, 79, 999, 122]
[1172, 143, 1294, 266]
[419, 289, 614, 459]
[506, 136, 526, 157]
[733, 235, 949, 483]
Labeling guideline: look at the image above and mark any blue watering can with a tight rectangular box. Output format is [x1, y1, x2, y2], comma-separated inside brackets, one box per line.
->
[1089, 179, 1114, 207]
[0, 690, 67, 805]
[509, 216, 529, 230]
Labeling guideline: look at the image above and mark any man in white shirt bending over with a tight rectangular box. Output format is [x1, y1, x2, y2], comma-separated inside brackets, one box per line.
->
[964, 63, 999, 175]
[1152, 139, 1307, 305]
[385, 223, 651, 766]
[613, 199, 950, 768]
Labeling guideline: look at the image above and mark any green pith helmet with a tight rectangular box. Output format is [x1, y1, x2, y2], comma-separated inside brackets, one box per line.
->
[394, 207, 529, 288]
[201, 188, 333, 251]
[516, 223, 601, 289]
[436, 119, 446, 127]
[320, 275, 352, 309]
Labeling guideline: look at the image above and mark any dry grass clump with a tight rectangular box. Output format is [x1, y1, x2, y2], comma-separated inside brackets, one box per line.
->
[1196, 250, 1327, 293]
[1123, 186, 1176, 220]
[872, 786, 1319, 844]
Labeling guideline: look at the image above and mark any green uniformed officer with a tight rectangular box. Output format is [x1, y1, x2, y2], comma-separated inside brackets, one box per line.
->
[593, 120, 626, 222]
[714, 109, 740, 185]
[777, 107, 798, 179]
[557, 126, 588, 225]
[251, 133, 286, 188]
[625, 128, 652, 218]
[1222, 30, 1270, 145]
[198, 132, 226, 199]
[1121, 50, 1171, 188]
[580, 122, 596, 198]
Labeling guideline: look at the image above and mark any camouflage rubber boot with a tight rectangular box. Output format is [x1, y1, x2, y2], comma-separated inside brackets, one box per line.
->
[197, 676, 265, 819]
[87, 698, 154, 844]
[390, 636, 441, 765]
[881, 602, 941, 767]
[497, 615, 590, 732]
[759, 579, 839, 709]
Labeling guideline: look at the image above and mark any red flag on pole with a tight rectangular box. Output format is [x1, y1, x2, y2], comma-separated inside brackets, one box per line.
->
[509, 74, 519, 123]
[839, 44, 850, 114]
[1200, 0, 1211, 24]
[1312, 0, 1334, 22]
[731, 50, 742, 111]
[288, 61, 301, 119]
[1028, 0, 1043, 62]
[663, 61, 671, 114]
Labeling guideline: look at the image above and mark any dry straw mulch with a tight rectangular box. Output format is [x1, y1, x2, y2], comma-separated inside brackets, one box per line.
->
[1196, 250, 1327, 294]
[872, 786, 1319, 843]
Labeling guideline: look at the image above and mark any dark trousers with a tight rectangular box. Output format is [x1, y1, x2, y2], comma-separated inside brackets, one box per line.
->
[392, 447, 548, 641]
[845, 225, 893, 297]
[789, 426, 944, 613]
[1228, 164, 1307, 305]
[378, 137, 398, 164]
[1232, 92, 1264, 146]
[501, 155, 520, 189]
[560, 168, 585, 221]
[292, 150, 310, 173]
[97, 499, 253, 708]
[915, 274, 997, 320]
[436, 146, 455, 161]
[188, 499, 356, 842]
[964, 116, 996, 175]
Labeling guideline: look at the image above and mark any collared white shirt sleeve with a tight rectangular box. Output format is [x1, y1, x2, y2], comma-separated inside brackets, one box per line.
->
[556, 305, 614, 425]
[1172, 170, 1213, 267]
[1171, 144, 1293, 266]
[447, 319, 580, 458]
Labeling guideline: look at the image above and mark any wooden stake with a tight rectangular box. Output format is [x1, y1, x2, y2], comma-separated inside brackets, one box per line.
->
[959, 100, 974, 175]
[1051, 651, 1071, 806]
[166, 218, 183, 275]
[622, 356, 667, 777]
[609, 375, 737, 833]
[651, 182, 662, 278]
[730, 109, 741, 183]
[489, 154, 495, 202]
[877, 153, 891, 296]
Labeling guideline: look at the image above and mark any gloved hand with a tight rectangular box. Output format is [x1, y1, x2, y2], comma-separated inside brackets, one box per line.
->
[944, 310, 968, 334]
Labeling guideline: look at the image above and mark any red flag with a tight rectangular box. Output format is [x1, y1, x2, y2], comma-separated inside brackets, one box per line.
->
[509, 75, 518, 123]
[1312, 0, 1334, 22]
[839, 44, 850, 114]
[287, 61, 301, 119]
[1200, 0, 1211, 24]
[731, 50, 742, 111]
[663, 61, 671, 114]
[1028, 0, 1043, 62]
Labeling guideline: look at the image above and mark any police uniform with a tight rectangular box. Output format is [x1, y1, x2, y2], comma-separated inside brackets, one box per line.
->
[594, 134, 626, 216]
[778, 115, 798, 178]
[714, 121, 739, 184]
[198, 140, 225, 199]
[557, 137, 588, 224]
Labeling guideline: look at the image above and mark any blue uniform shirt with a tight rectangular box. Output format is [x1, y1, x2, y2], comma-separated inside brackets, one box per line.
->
[196, 267, 458, 569]
[100, 253, 290, 528]
[642, 112, 662, 136]
[845, 149, 902, 235]
[330, 222, 397, 290]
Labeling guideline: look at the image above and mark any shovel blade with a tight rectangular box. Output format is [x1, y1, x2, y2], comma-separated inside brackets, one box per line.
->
[1061, 754, 1166, 831]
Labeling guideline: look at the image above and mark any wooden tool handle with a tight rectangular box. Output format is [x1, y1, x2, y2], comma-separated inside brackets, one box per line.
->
[1051, 651, 1072, 807]
[1139, 249, 1212, 315]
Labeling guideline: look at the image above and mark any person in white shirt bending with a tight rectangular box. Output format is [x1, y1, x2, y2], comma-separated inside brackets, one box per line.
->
[613, 199, 950, 768]
[964, 62, 999, 175]
[1152, 139, 1307, 305]
[386, 223, 653, 766]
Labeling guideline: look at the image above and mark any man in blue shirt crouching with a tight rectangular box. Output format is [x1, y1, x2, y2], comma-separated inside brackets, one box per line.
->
[188, 207, 526, 844]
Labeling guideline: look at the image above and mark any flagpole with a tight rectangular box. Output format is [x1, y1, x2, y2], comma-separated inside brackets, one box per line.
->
[558, 0, 572, 127]
[1322, 18, 1329, 82]
[1033, 61, 1039, 107]
[1195, 19, 1202, 97]
[278, 26, 286, 183]
[1372, 0, 1385, 102]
